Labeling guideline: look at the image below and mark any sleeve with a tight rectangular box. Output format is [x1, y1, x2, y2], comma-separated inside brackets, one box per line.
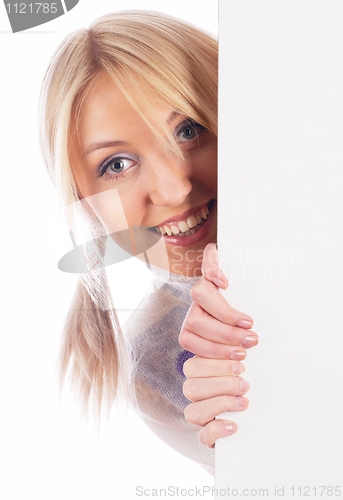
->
[123, 276, 215, 475]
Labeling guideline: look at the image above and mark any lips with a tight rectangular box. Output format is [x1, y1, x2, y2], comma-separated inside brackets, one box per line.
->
[155, 203, 210, 237]
[151, 200, 216, 246]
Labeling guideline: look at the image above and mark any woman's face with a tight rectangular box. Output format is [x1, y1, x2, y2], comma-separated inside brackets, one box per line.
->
[70, 75, 217, 276]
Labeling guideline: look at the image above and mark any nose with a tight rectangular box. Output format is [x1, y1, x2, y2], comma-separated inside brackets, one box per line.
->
[147, 152, 193, 207]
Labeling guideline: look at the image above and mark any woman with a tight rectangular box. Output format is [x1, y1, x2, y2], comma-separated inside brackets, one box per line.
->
[39, 10, 258, 475]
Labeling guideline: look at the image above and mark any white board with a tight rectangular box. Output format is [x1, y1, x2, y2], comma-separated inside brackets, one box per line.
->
[216, 1, 343, 498]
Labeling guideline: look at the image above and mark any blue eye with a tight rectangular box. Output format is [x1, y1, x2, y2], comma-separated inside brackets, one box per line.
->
[108, 158, 127, 173]
[176, 120, 206, 143]
[99, 156, 137, 178]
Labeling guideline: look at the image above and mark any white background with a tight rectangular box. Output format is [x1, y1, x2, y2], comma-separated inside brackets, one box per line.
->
[216, 1, 343, 498]
[0, 2, 218, 499]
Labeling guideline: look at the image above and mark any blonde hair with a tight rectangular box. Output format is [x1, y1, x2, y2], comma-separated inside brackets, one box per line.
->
[39, 10, 218, 418]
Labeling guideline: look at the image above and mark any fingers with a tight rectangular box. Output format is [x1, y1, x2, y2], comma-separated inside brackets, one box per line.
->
[190, 279, 254, 328]
[181, 302, 258, 348]
[198, 419, 238, 448]
[179, 330, 247, 360]
[183, 355, 249, 448]
[201, 243, 229, 289]
[183, 356, 245, 378]
[182, 243, 256, 449]
[183, 375, 250, 402]
[184, 395, 249, 427]
[200, 243, 254, 327]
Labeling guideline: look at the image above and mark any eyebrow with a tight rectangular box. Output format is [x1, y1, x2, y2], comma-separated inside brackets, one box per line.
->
[81, 140, 130, 159]
[167, 110, 181, 125]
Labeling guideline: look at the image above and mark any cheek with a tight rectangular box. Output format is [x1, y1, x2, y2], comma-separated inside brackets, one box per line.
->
[193, 147, 217, 188]
[113, 183, 146, 226]
[82, 188, 130, 234]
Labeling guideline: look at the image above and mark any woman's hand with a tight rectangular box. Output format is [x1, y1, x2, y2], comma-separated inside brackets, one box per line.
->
[178, 243, 259, 448]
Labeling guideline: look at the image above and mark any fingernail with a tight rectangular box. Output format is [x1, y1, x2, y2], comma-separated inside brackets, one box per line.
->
[236, 396, 248, 408]
[241, 335, 258, 348]
[239, 378, 250, 393]
[236, 319, 253, 329]
[233, 363, 244, 375]
[229, 350, 246, 361]
[212, 277, 228, 289]
[224, 422, 236, 433]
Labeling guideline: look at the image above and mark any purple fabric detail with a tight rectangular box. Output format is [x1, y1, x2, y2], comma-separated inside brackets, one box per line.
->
[177, 350, 194, 377]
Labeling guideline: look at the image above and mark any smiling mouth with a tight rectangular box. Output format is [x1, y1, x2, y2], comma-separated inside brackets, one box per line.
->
[153, 200, 214, 237]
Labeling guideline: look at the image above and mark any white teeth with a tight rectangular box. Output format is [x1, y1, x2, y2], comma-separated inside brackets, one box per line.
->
[156, 203, 211, 236]
[178, 220, 190, 233]
[187, 215, 197, 228]
[200, 208, 207, 220]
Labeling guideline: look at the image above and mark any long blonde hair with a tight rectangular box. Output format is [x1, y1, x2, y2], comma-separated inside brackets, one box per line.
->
[39, 10, 218, 418]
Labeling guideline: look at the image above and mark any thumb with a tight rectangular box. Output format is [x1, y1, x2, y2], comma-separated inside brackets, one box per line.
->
[202, 243, 229, 289]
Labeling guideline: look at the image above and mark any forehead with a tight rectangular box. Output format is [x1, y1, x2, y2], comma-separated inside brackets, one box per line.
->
[77, 74, 172, 137]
